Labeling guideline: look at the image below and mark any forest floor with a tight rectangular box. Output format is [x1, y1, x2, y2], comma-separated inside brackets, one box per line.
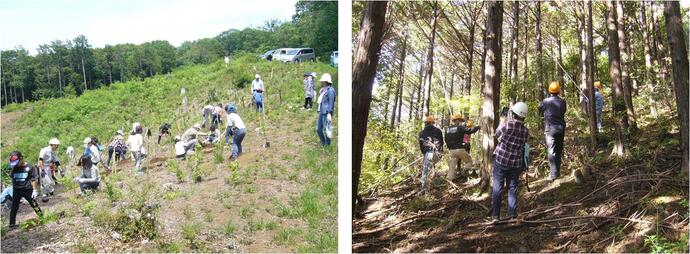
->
[0, 62, 337, 252]
[353, 113, 688, 253]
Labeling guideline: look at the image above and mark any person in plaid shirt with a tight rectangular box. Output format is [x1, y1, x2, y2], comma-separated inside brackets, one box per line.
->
[491, 102, 529, 222]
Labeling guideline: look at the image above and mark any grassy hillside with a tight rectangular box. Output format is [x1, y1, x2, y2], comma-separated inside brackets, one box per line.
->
[0, 54, 338, 252]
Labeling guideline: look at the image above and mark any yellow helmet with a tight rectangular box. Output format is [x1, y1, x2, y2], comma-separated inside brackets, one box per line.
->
[451, 114, 463, 121]
[424, 115, 435, 124]
[548, 81, 561, 94]
[594, 81, 602, 90]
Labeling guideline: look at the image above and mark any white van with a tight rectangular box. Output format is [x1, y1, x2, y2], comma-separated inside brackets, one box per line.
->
[279, 48, 316, 63]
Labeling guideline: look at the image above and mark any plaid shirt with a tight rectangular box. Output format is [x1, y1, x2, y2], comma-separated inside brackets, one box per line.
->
[493, 120, 529, 168]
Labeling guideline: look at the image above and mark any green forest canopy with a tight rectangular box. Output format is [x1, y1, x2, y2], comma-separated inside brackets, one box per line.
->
[0, 1, 337, 106]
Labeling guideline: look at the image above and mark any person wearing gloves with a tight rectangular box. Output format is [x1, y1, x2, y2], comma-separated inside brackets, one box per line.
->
[491, 102, 530, 222]
[37, 138, 62, 202]
[316, 73, 336, 146]
[106, 130, 128, 166]
[7, 151, 43, 229]
[304, 72, 316, 109]
[127, 125, 145, 176]
[225, 104, 247, 160]
[73, 156, 100, 195]
[252, 74, 265, 112]
[181, 123, 207, 154]
[84, 137, 101, 166]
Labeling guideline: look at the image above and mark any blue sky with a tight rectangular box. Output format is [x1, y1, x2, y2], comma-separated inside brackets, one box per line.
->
[0, 0, 298, 55]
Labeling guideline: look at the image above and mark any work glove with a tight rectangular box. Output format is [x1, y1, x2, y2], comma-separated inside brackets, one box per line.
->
[60, 171, 65, 177]
[73, 177, 79, 183]
[327, 113, 332, 123]
[31, 190, 38, 199]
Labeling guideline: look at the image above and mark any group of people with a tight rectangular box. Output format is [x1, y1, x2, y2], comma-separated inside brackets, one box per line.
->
[3, 70, 337, 230]
[417, 80, 594, 222]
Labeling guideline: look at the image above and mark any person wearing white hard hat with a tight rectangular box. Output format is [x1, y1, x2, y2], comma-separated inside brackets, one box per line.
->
[37, 138, 62, 201]
[252, 74, 265, 112]
[303, 72, 316, 109]
[127, 125, 145, 175]
[181, 123, 208, 155]
[491, 102, 530, 223]
[83, 137, 101, 166]
[316, 73, 336, 146]
[106, 130, 128, 167]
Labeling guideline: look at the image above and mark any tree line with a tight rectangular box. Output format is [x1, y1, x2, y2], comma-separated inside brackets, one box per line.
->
[0, 0, 337, 106]
[352, 1, 688, 206]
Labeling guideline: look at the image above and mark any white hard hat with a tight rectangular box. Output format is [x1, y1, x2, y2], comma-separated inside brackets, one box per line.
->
[311, 72, 317, 77]
[319, 73, 332, 84]
[255, 74, 261, 79]
[49, 138, 60, 145]
[193, 123, 202, 129]
[174, 135, 181, 141]
[116, 129, 124, 135]
[83, 137, 92, 144]
[511, 102, 528, 118]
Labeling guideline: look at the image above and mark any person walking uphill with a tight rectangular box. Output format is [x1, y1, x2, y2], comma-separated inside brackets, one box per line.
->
[491, 102, 529, 222]
[539, 81, 567, 181]
[7, 151, 44, 229]
[106, 130, 127, 167]
[83, 137, 101, 166]
[225, 104, 247, 160]
[127, 125, 145, 176]
[445, 114, 479, 181]
[316, 73, 336, 146]
[304, 72, 316, 109]
[419, 116, 444, 193]
[594, 81, 605, 131]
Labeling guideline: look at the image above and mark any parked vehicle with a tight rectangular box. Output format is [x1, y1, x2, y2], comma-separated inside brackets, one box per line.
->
[278, 48, 316, 63]
[272, 48, 288, 61]
[330, 51, 338, 67]
[259, 49, 276, 61]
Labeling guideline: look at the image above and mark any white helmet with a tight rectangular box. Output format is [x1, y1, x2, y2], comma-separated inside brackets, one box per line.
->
[174, 135, 181, 141]
[49, 138, 60, 145]
[116, 129, 124, 135]
[83, 137, 92, 145]
[255, 74, 261, 79]
[311, 72, 317, 77]
[193, 123, 202, 129]
[319, 73, 332, 84]
[511, 102, 528, 118]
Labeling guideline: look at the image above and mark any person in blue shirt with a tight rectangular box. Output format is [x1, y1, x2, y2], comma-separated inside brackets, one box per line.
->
[538, 81, 567, 181]
[316, 73, 336, 146]
[594, 81, 604, 131]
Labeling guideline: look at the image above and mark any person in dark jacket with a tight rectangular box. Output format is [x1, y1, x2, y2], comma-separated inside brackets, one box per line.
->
[445, 114, 480, 181]
[418, 116, 444, 193]
[491, 102, 529, 222]
[7, 151, 44, 229]
[539, 81, 567, 181]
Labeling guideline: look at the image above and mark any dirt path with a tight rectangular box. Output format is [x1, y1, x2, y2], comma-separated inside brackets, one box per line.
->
[1, 108, 30, 148]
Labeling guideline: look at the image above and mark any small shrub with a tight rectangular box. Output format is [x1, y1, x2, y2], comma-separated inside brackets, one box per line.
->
[72, 241, 96, 253]
[222, 221, 236, 236]
[181, 223, 201, 249]
[239, 207, 254, 219]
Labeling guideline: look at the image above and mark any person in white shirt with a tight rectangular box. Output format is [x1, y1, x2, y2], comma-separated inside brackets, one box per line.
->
[84, 137, 101, 165]
[212, 103, 225, 126]
[224, 104, 247, 160]
[37, 138, 62, 201]
[127, 125, 145, 176]
[252, 74, 265, 112]
[174, 136, 186, 159]
[181, 123, 207, 154]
